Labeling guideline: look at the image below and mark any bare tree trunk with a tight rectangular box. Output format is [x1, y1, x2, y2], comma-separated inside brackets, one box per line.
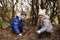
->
[57, 0, 60, 24]
[11, 0, 18, 20]
[12, 0, 15, 19]
[30, 0, 39, 26]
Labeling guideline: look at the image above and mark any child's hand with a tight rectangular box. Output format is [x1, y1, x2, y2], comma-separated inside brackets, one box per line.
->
[19, 33, 22, 36]
[37, 30, 41, 34]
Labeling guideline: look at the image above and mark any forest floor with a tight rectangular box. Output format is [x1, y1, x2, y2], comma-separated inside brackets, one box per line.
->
[0, 25, 60, 40]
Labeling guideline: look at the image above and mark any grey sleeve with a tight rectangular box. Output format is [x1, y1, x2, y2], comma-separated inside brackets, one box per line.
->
[40, 20, 50, 32]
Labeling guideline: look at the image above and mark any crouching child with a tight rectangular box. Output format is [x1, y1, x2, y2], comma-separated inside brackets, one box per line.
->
[10, 12, 26, 36]
[36, 9, 53, 37]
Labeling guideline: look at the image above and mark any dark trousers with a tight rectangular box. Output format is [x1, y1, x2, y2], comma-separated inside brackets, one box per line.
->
[37, 24, 42, 30]
[18, 26, 23, 33]
[36, 24, 51, 38]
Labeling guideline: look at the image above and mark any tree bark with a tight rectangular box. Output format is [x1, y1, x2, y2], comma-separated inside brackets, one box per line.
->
[30, 0, 39, 26]
[57, 0, 60, 24]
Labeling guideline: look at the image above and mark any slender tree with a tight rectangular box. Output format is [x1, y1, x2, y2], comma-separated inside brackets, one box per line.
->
[57, 0, 60, 24]
[30, 0, 39, 26]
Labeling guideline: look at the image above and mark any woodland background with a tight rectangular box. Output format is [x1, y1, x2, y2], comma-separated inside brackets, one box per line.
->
[0, 0, 60, 40]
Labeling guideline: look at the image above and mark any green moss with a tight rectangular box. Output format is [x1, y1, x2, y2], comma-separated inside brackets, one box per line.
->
[2, 21, 9, 26]
[0, 21, 9, 29]
[0, 20, 2, 26]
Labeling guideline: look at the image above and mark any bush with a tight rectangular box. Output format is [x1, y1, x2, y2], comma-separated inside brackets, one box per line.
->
[0, 21, 9, 29]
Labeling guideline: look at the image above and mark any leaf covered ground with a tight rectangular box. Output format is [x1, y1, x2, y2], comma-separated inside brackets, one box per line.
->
[0, 26, 60, 40]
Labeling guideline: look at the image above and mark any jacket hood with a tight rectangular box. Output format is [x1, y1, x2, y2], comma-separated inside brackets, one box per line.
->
[16, 13, 21, 17]
[16, 13, 21, 20]
[45, 15, 50, 19]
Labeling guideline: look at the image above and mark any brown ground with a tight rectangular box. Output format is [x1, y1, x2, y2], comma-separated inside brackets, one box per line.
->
[0, 26, 60, 40]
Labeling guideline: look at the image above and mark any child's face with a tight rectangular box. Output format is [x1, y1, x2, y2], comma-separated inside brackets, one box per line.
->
[21, 15, 26, 20]
[39, 15, 44, 21]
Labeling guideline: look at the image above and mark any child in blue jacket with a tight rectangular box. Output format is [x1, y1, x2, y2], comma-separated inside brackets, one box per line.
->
[10, 12, 26, 36]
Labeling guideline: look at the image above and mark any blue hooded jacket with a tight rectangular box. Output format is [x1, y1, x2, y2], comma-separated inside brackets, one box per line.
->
[10, 16, 24, 34]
